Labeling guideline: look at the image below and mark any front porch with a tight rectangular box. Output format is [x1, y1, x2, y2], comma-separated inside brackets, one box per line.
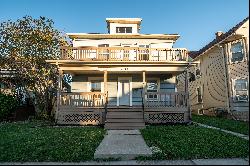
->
[55, 71, 190, 127]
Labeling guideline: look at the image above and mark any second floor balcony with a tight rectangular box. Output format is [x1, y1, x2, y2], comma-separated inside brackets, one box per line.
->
[60, 46, 188, 62]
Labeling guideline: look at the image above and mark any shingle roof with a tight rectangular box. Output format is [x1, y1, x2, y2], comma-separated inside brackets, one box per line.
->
[188, 51, 199, 59]
[191, 17, 249, 60]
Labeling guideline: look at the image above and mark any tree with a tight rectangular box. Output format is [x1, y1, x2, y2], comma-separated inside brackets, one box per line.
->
[0, 16, 70, 118]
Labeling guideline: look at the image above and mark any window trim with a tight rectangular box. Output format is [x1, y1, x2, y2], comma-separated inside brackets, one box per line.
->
[229, 39, 245, 64]
[232, 77, 249, 102]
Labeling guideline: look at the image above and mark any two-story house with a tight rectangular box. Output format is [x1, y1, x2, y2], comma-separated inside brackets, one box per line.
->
[177, 17, 249, 121]
[46, 18, 191, 129]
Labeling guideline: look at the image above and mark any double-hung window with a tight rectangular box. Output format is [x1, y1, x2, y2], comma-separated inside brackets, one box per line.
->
[197, 86, 203, 103]
[231, 41, 244, 63]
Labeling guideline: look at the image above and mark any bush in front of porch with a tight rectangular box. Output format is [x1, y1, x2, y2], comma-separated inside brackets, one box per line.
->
[139, 124, 249, 160]
[0, 120, 106, 162]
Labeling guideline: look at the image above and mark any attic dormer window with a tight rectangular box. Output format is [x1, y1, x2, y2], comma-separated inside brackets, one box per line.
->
[116, 27, 132, 33]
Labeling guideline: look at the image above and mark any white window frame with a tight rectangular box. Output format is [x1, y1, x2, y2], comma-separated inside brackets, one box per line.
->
[232, 77, 249, 102]
[116, 27, 133, 34]
[88, 77, 104, 93]
[229, 39, 245, 64]
[196, 86, 203, 103]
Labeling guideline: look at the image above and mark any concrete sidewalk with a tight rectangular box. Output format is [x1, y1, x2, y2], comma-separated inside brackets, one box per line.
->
[94, 130, 153, 160]
[0, 158, 249, 165]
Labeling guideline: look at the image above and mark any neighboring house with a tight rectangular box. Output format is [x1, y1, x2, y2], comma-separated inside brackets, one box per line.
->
[46, 18, 191, 129]
[177, 17, 249, 121]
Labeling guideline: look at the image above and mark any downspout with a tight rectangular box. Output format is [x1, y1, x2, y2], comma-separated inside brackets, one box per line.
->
[218, 44, 231, 114]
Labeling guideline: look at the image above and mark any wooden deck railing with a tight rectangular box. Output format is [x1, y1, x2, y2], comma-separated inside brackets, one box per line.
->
[144, 92, 188, 108]
[60, 46, 188, 62]
[60, 92, 107, 107]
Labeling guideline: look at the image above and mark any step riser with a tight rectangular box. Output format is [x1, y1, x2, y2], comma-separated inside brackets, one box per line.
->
[106, 119, 144, 123]
[107, 110, 143, 112]
[104, 126, 145, 130]
[107, 112, 143, 116]
[105, 123, 145, 127]
[106, 115, 143, 119]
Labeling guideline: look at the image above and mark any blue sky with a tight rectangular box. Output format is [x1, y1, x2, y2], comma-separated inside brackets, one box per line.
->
[0, 0, 248, 51]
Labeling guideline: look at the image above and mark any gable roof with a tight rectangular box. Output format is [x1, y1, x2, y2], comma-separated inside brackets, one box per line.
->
[192, 17, 249, 60]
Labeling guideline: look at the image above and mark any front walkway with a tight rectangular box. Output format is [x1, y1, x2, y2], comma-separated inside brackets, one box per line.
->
[94, 130, 153, 160]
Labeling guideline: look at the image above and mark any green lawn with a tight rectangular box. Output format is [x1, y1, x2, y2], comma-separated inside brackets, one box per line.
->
[0, 121, 106, 162]
[192, 114, 249, 135]
[140, 124, 249, 160]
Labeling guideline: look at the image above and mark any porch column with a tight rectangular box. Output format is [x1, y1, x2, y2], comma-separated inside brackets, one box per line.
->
[104, 70, 108, 122]
[56, 70, 63, 122]
[184, 70, 191, 121]
[142, 71, 146, 95]
[142, 71, 146, 120]
[104, 70, 108, 93]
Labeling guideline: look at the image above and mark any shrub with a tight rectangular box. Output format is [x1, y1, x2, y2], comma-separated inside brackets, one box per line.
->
[0, 93, 18, 121]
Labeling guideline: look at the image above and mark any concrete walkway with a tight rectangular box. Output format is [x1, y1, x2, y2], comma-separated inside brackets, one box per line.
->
[0, 158, 249, 165]
[194, 122, 249, 140]
[94, 130, 153, 160]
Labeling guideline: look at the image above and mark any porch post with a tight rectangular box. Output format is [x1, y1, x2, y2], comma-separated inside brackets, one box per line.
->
[56, 69, 63, 123]
[142, 71, 146, 96]
[142, 71, 146, 120]
[184, 69, 191, 121]
[104, 70, 108, 94]
[104, 70, 108, 122]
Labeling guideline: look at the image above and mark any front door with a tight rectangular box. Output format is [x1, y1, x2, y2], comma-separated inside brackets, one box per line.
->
[118, 77, 132, 106]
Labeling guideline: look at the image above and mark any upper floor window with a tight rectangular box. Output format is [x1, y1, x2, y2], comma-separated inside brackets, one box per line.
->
[116, 27, 132, 33]
[197, 86, 203, 103]
[195, 64, 201, 78]
[231, 41, 244, 62]
[233, 78, 248, 102]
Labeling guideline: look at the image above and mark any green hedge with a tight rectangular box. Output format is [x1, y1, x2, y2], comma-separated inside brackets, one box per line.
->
[0, 93, 18, 121]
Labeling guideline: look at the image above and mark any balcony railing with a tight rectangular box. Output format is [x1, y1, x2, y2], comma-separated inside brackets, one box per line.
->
[144, 92, 188, 108]
[60, 46, 188, 62]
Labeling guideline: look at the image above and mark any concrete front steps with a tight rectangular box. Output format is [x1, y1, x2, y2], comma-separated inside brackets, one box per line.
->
[104, 108, 145, 130]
